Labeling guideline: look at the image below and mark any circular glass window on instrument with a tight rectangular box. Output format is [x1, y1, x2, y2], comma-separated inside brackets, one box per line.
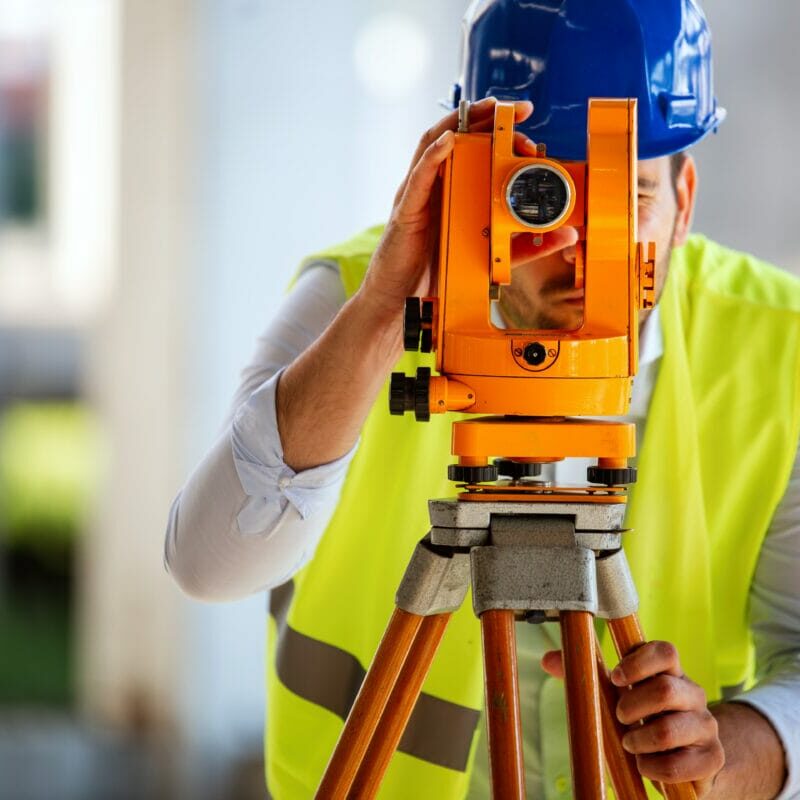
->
[506, 164, 571, 228]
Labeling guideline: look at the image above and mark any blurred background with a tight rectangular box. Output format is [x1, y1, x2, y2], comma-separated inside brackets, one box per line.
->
[0, 1, 797, 798]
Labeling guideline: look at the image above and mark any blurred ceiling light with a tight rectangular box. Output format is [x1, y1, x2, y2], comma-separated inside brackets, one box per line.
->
[0, 0, 52, 39]
[353, 13, 432, 100]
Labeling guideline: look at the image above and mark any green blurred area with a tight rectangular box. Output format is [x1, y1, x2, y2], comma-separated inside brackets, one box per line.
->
[0, 401, 102, 706]
[0, 402, 102, 561]
[0, 580, 72, 705]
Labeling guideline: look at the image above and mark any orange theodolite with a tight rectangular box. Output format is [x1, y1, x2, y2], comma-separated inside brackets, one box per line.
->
[316, 101, 696, 800]
[391, 98, 655, 491]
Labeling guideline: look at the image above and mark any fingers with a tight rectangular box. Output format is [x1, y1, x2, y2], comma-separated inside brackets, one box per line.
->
[511, 227, 578, 268]
[541, 649, 565, 679]
[397, 98, 534, 205]
[392, 130, 455, 231]
[616, 674, 707, 724]
[608, 640, 724, 791]
[622, 709, 719, 754]
[611, 640, 684, 687]
[636, 741, 725, 785]
[403, 96, 496, 181]
[514, 131, 539, 156]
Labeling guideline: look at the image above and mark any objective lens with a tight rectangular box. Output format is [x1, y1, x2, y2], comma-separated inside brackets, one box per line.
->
[506, 165, 570, 227]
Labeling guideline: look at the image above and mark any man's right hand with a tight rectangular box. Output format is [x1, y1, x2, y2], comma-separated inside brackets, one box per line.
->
[358, 96, 575, 347]
[278, 99, 576, 472]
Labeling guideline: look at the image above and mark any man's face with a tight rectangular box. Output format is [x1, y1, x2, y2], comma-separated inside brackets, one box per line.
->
[498, 155, 695, 330]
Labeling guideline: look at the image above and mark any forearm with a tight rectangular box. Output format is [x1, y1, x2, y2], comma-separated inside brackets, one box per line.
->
[277, 288, 402, 471]
[708, 701, 786, 800]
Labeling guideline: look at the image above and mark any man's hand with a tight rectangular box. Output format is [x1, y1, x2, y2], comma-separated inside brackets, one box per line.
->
[278, 98, 577, 471]
[542, 641, 725, 797]
[358, 96, 578, 335]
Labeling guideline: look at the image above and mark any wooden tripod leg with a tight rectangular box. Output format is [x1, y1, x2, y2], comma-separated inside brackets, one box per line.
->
[349, 613, 452, 799]
[481, 609, 526, 799]
[315, 608, 423, 800]
[608, 615, 698, 800]
[595, 634, 648, 800]
[561, 611, 606, 800]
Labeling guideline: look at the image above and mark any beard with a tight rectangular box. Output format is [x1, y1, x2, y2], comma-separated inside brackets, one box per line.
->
[497, 270, 583, 331]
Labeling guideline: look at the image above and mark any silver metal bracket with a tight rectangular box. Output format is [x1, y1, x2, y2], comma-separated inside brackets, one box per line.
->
[424, 498, 638, 620]
[395, 534, 471, 616]
[471, 545, 597, 616]
[596, 549, 639, 619]
[428, 498, 626, 532]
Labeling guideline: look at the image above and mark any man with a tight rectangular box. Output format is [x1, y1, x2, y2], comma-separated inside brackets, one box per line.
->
[165, 1, 800, 797]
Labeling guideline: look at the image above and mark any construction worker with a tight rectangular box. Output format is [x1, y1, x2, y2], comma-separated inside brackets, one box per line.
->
[165, 1, 800, 797]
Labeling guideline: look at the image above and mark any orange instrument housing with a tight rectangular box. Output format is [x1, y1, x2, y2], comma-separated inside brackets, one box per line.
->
[428, 99, 652, 417]
[393, 99, 655, 477]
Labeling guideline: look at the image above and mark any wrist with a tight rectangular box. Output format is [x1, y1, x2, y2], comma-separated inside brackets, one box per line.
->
[346, 287, 404, 366]
[708, 701, 786, 800]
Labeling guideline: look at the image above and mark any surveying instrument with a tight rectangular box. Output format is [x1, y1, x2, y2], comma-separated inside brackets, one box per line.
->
[315, 100, 697, 799]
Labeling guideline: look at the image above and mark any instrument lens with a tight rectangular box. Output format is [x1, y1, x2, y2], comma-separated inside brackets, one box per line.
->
[507, 167, 569, 227]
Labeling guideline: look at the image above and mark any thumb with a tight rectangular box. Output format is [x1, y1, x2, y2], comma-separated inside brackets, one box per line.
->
[541, 649, 565, 679]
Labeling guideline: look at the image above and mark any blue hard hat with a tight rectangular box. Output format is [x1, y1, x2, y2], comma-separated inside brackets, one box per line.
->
[455, 0, 726, 160]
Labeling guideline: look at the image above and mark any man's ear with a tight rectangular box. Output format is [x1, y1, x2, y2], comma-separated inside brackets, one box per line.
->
[672, 154, 697, 248]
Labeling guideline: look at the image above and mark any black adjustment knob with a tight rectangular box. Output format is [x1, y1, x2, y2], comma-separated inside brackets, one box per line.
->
[587, 466, 638, 486]
[389, 372, 414, 415]
[413, 367, 431, 421]
[389, 368, 431, 421]
[447, 464, 499, 483]
[420, 328, 433, 353]
[493, 459, 543, 479]
[523, 342, 547, 366]
[421, 300, 434, 324]
[403, 297, 422, 351]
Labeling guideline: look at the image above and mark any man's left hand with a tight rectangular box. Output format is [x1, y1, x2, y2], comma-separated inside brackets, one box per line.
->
[542, 640, 725, 797]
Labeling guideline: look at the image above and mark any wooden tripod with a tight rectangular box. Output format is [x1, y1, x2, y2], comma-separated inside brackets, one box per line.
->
[314, 491, 699, 800]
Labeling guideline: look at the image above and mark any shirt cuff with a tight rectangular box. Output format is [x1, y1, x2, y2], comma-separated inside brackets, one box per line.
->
[231, 369, 357, 534]
[732, 667, 800, 800]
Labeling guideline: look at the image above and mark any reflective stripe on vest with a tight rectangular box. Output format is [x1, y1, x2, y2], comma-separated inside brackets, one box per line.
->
[265, 229, 800, 798]
[269, 580, 479, 772]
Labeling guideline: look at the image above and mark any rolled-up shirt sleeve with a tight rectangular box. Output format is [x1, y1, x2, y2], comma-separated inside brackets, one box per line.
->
[164, 263, 350, 600]
[231, 368, 357, 533]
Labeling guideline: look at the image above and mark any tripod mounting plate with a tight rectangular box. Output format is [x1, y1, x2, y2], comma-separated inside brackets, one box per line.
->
[427, 498, 625, 531]
[431, 526, 621, 550]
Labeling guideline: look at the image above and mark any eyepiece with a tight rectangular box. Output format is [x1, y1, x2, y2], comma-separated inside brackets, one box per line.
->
[506, 164, 571, 228]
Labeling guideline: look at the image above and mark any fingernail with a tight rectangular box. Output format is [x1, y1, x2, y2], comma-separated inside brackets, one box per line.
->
[621, 735, 633, 753]
[436, 130, 452, 146]
[611, 666, 625, 685]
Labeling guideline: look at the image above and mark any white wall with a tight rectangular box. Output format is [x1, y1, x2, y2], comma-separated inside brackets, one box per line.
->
[179, 1, 466, 797]
[691, 0, 800, 272]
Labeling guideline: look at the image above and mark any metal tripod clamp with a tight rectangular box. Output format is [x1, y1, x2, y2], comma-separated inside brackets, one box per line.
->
[395, 534, 471, 616]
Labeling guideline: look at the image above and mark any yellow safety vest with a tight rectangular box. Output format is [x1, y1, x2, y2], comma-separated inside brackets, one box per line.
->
[265, 229, 800, 798]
